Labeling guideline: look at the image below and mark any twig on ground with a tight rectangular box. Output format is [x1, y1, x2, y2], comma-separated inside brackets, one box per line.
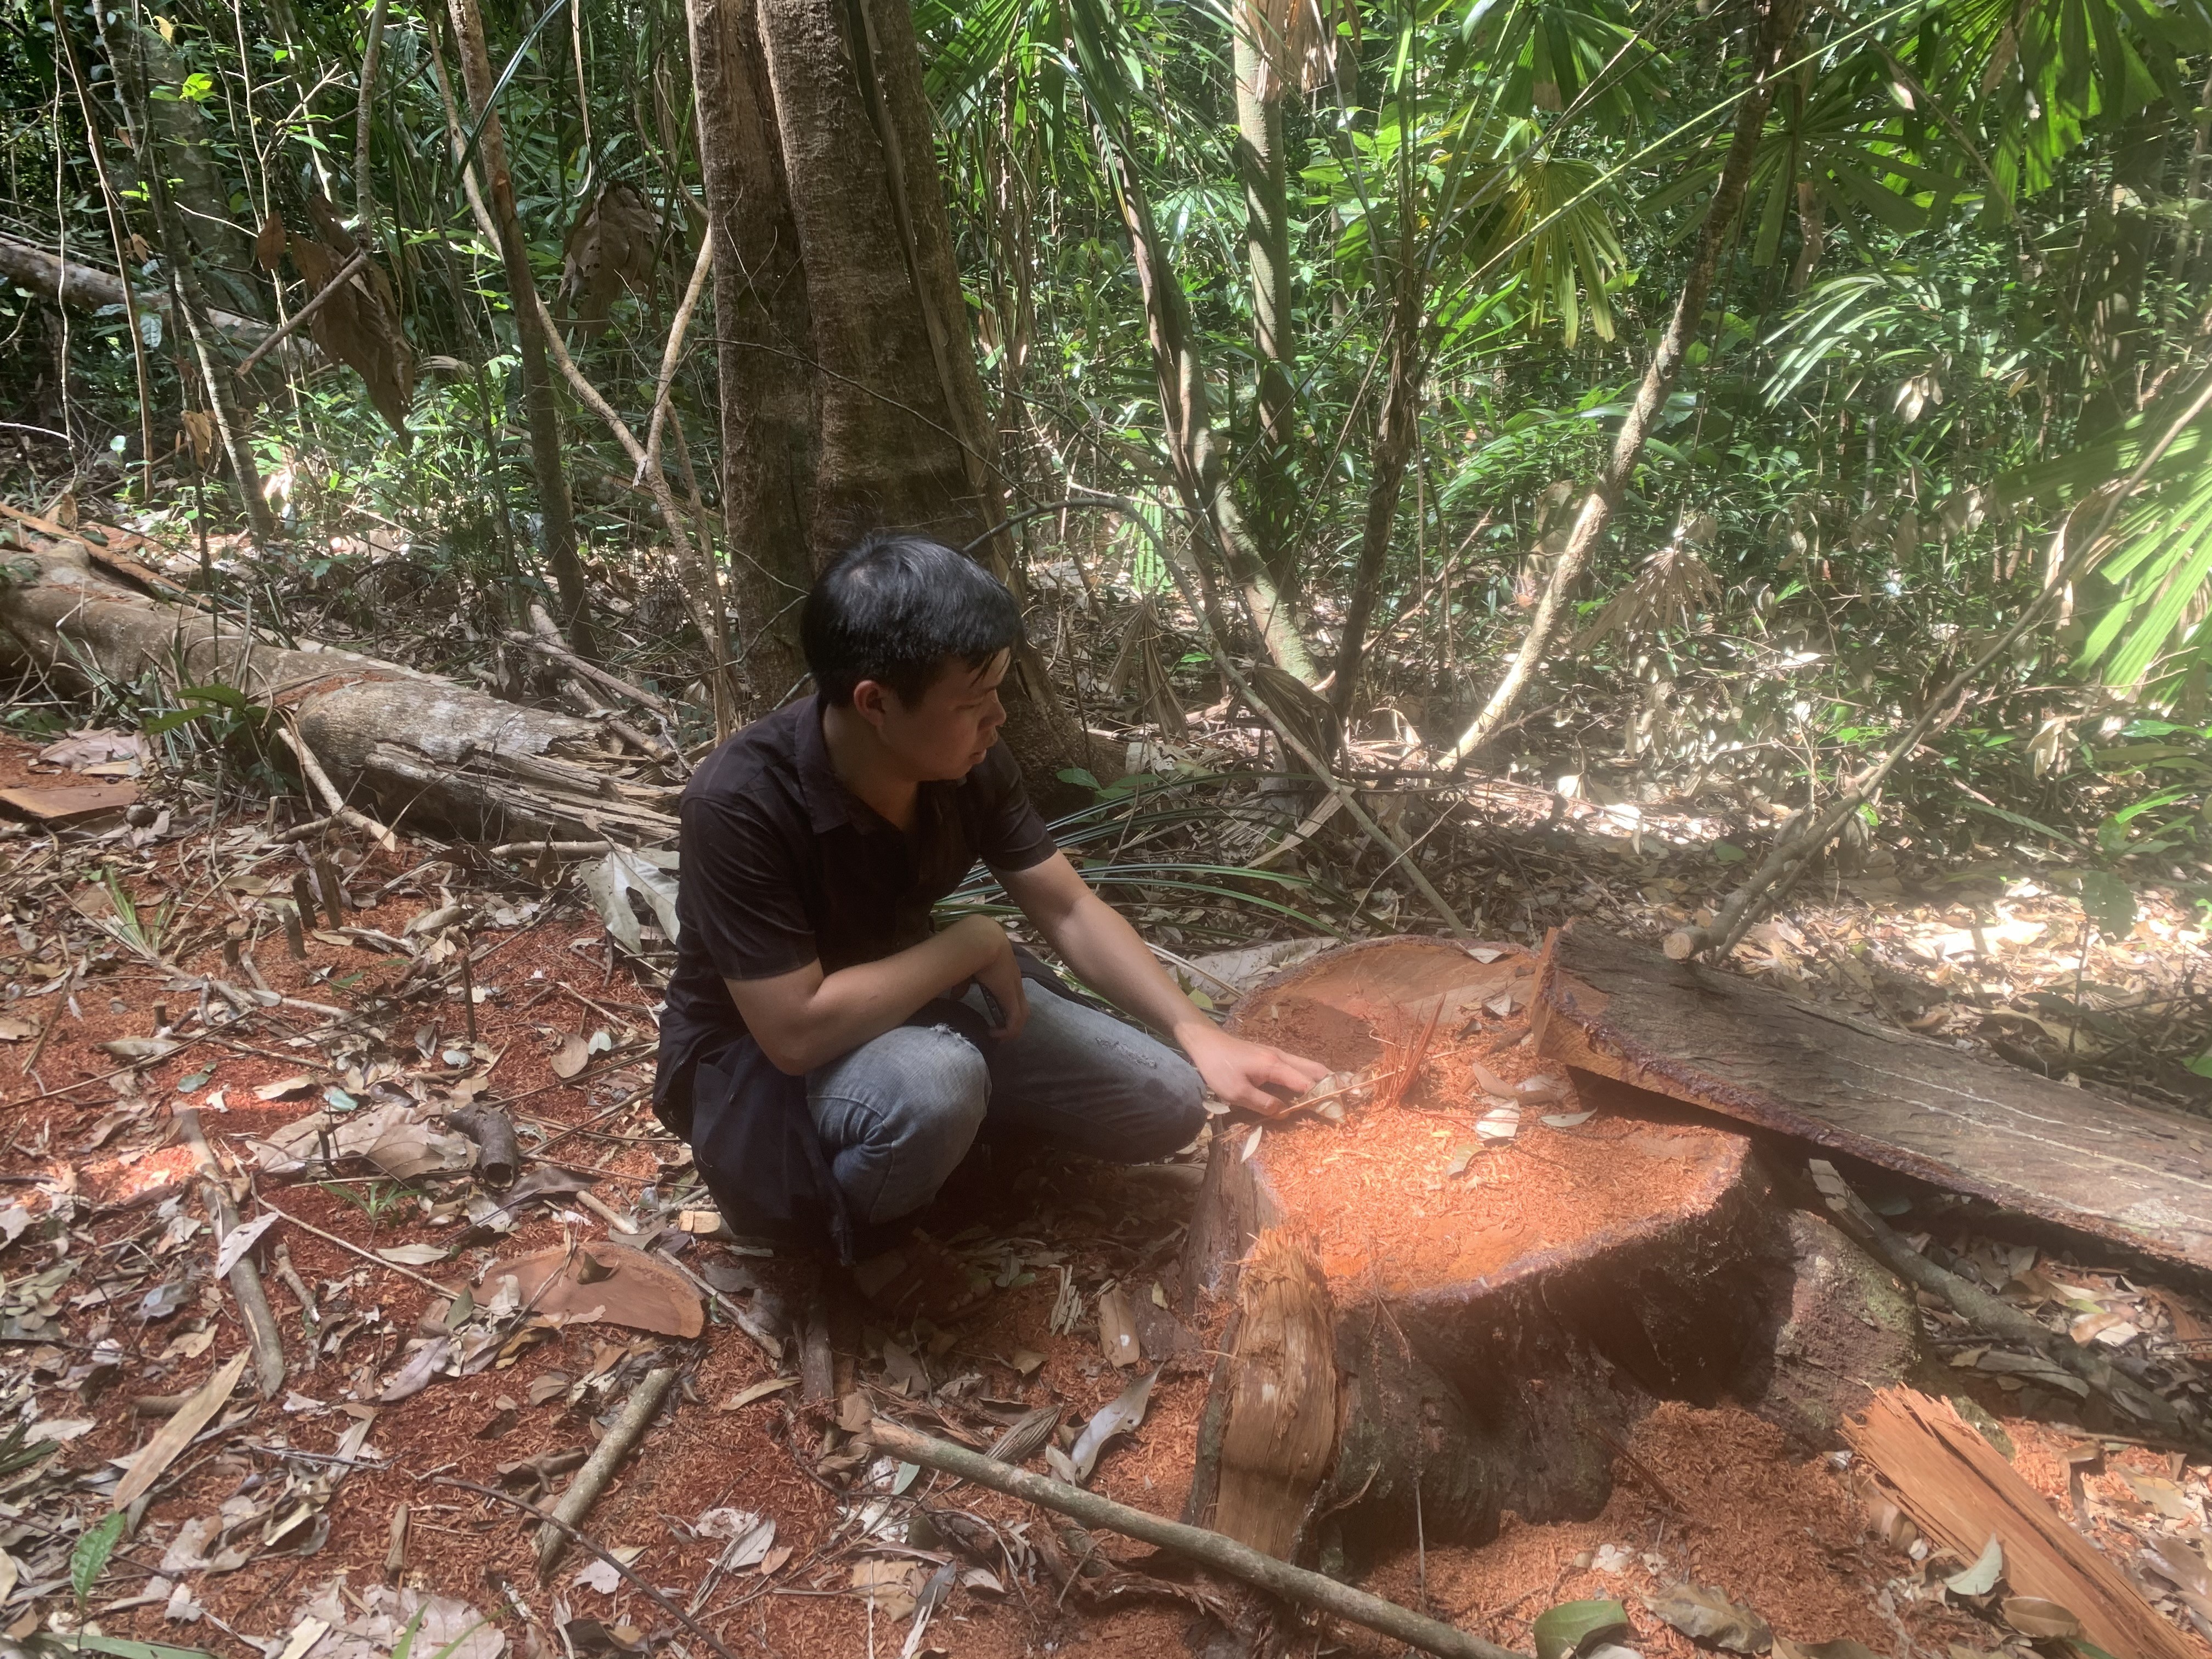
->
[255, 1199, 452, 1294]
[1807, 1159, 2193, 1441]
[864, 1415, 1527, 1659]
[176, 1108, 286, 1398]
[275, 721, 399, 852]
[535, 1362, 680, 1577]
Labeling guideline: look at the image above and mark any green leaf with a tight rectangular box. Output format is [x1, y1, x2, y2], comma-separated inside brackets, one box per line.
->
[40, 1638, 222, 1659]
[2186, 1051, 2212, 1079]
[71, 1511, 126, 1607]
[1533, 1599, 1632, 1659]
[1056, 768, 1102, 791]
[1712, 841, 1746, 864]
[2077, 871, 2136, 940]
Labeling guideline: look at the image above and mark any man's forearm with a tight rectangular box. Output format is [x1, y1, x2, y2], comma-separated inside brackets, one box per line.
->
[732, 921, 995, 1075]
[1045, 894, 1214, 1046]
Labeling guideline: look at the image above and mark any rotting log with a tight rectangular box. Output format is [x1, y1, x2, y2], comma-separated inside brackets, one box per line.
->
[0, 542, 676, 847]
[1531, 921, 2212, 1277]
[1180, 936, 1926, 1574]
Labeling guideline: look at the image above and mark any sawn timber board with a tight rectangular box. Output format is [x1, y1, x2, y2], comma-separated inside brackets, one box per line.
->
[1531, 920, 2212, 1276]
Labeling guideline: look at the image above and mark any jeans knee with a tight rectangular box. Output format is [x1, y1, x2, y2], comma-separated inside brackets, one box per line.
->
[1130, 1053, 1206, 1157]
[904, 1033, 990, 1139]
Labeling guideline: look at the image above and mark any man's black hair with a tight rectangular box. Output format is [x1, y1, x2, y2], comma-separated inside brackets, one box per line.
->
[802, 533, 1026, 707]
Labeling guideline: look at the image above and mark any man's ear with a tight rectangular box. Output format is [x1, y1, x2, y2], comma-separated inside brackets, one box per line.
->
[849, 678, 894, 732]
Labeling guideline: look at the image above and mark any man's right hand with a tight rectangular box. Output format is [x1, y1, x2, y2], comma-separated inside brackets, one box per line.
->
[949, 913, 1029, 1041]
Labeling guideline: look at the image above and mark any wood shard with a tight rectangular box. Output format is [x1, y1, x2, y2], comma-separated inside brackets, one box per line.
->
[1212, 1229, 1337, 1560]
[0, 781, 138, 822]
[1532, 921, 2212, 1274]
[1842, 1387, 2194, 1659]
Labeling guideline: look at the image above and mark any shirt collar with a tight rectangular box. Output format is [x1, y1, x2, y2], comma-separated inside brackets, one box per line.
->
[794, 694, 856, 836]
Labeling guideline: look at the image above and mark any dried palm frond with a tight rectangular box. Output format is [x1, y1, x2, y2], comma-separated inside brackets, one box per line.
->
[1575, 531, 1722, 650]
[1238, 0, 1358, 103]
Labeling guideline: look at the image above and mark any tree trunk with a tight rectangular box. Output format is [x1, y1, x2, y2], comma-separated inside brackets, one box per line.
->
[1330, 253, 1424, 719]
[110, 21, 263, 320]
[447, 0, 595, 658]
[116, 21, 279, 550]
[0, 232, 274, 351]
[688, 0, 1090, 799]
[1094, 125, 1320, 685]
[1234, 12, 1298, 602]
[684, 0, 815, 704]
[1440, 0, 1807, 768]
[0, 544, 676, 846]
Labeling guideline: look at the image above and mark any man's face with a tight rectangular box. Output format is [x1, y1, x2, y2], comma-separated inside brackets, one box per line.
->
[857, 650, 1011, 780]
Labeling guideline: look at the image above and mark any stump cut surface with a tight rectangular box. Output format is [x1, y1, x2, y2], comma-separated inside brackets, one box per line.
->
[1227, 938, 1748, 1299]
[1533, 922, 2212, 1274]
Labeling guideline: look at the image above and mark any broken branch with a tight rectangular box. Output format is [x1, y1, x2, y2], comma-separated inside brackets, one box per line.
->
[232, 247, 369, 376]
[176, 1108, 286, 1400]
[864, 1415, 1527, 1659]
[535, 1361, 679, 1577]
[1808, 1160, 2191, 1441]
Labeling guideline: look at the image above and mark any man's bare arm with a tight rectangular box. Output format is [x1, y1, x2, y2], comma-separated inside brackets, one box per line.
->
[725, 913, 1026, 1076]
[999, 853, 1328, 1113]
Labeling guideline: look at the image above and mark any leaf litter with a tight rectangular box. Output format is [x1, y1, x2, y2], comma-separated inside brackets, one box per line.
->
[4, 714, 2212, 1659]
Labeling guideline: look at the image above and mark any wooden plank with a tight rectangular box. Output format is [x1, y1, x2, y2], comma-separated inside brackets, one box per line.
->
[1843, 1387, 2196, 1659]
[1531, 921, 2212, 1275]
[0, 781, 139, 822]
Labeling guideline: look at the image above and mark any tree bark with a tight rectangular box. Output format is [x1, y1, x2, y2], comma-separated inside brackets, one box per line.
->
[117, 20, 279, 549]
[685, 0, 815, 704]
[447, 0, 595, 658]
[0, 232, 274, 349]
[1234, 12, 1298, 601]
[1440, 0, 1807, 768]
[691, 0, 1089, 797]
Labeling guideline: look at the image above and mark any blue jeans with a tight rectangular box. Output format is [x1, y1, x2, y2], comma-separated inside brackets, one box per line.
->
[805, 987, 1206, 1225]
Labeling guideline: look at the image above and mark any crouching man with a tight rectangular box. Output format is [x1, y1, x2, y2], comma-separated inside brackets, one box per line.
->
[653, 533, 1327, 1261]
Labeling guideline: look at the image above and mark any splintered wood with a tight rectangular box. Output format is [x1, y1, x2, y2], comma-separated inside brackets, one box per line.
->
[1212, 1231, 1337, 1561]
[1842, 1387, 2195, 1659]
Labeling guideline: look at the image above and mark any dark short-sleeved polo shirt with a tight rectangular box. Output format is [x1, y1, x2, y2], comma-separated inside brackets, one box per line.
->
[654, 693, 1057, 1128]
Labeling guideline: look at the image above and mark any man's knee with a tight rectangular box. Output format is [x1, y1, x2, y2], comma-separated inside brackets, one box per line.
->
[1133, 1051, 1207, 1157]
[811, 1024, 989, 1222]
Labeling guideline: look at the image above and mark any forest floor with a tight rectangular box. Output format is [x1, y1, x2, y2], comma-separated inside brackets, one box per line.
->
[13, 513, 2212, 1654]
[5, 569, 2212, 1657]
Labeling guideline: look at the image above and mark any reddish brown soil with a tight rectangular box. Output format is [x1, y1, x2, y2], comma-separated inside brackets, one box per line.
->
[1339, 1402, 1994, 1657]
[6, 735, 2174, 1659]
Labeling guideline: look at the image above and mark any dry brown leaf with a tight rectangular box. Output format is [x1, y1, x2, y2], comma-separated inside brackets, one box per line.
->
[558, 184, 658, 337]
[1097, 1283, 1141, 1368]
[479, 1243, 703, 1339]
[287, 210, 415, 431]
[551, 1034, 591, 1080]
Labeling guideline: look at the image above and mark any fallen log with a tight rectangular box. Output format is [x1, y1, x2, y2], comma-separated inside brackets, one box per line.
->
[0, 541, 678, 846]
[1531, 921, 2212, 1277]
[1181, 937, 1923, 1572]
[863, 1415, 1528, 1659]
[0, 228, 290, 355]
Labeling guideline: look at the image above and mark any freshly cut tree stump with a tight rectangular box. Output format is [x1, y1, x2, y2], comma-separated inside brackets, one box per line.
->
[1179, 936, 1921, 1571]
